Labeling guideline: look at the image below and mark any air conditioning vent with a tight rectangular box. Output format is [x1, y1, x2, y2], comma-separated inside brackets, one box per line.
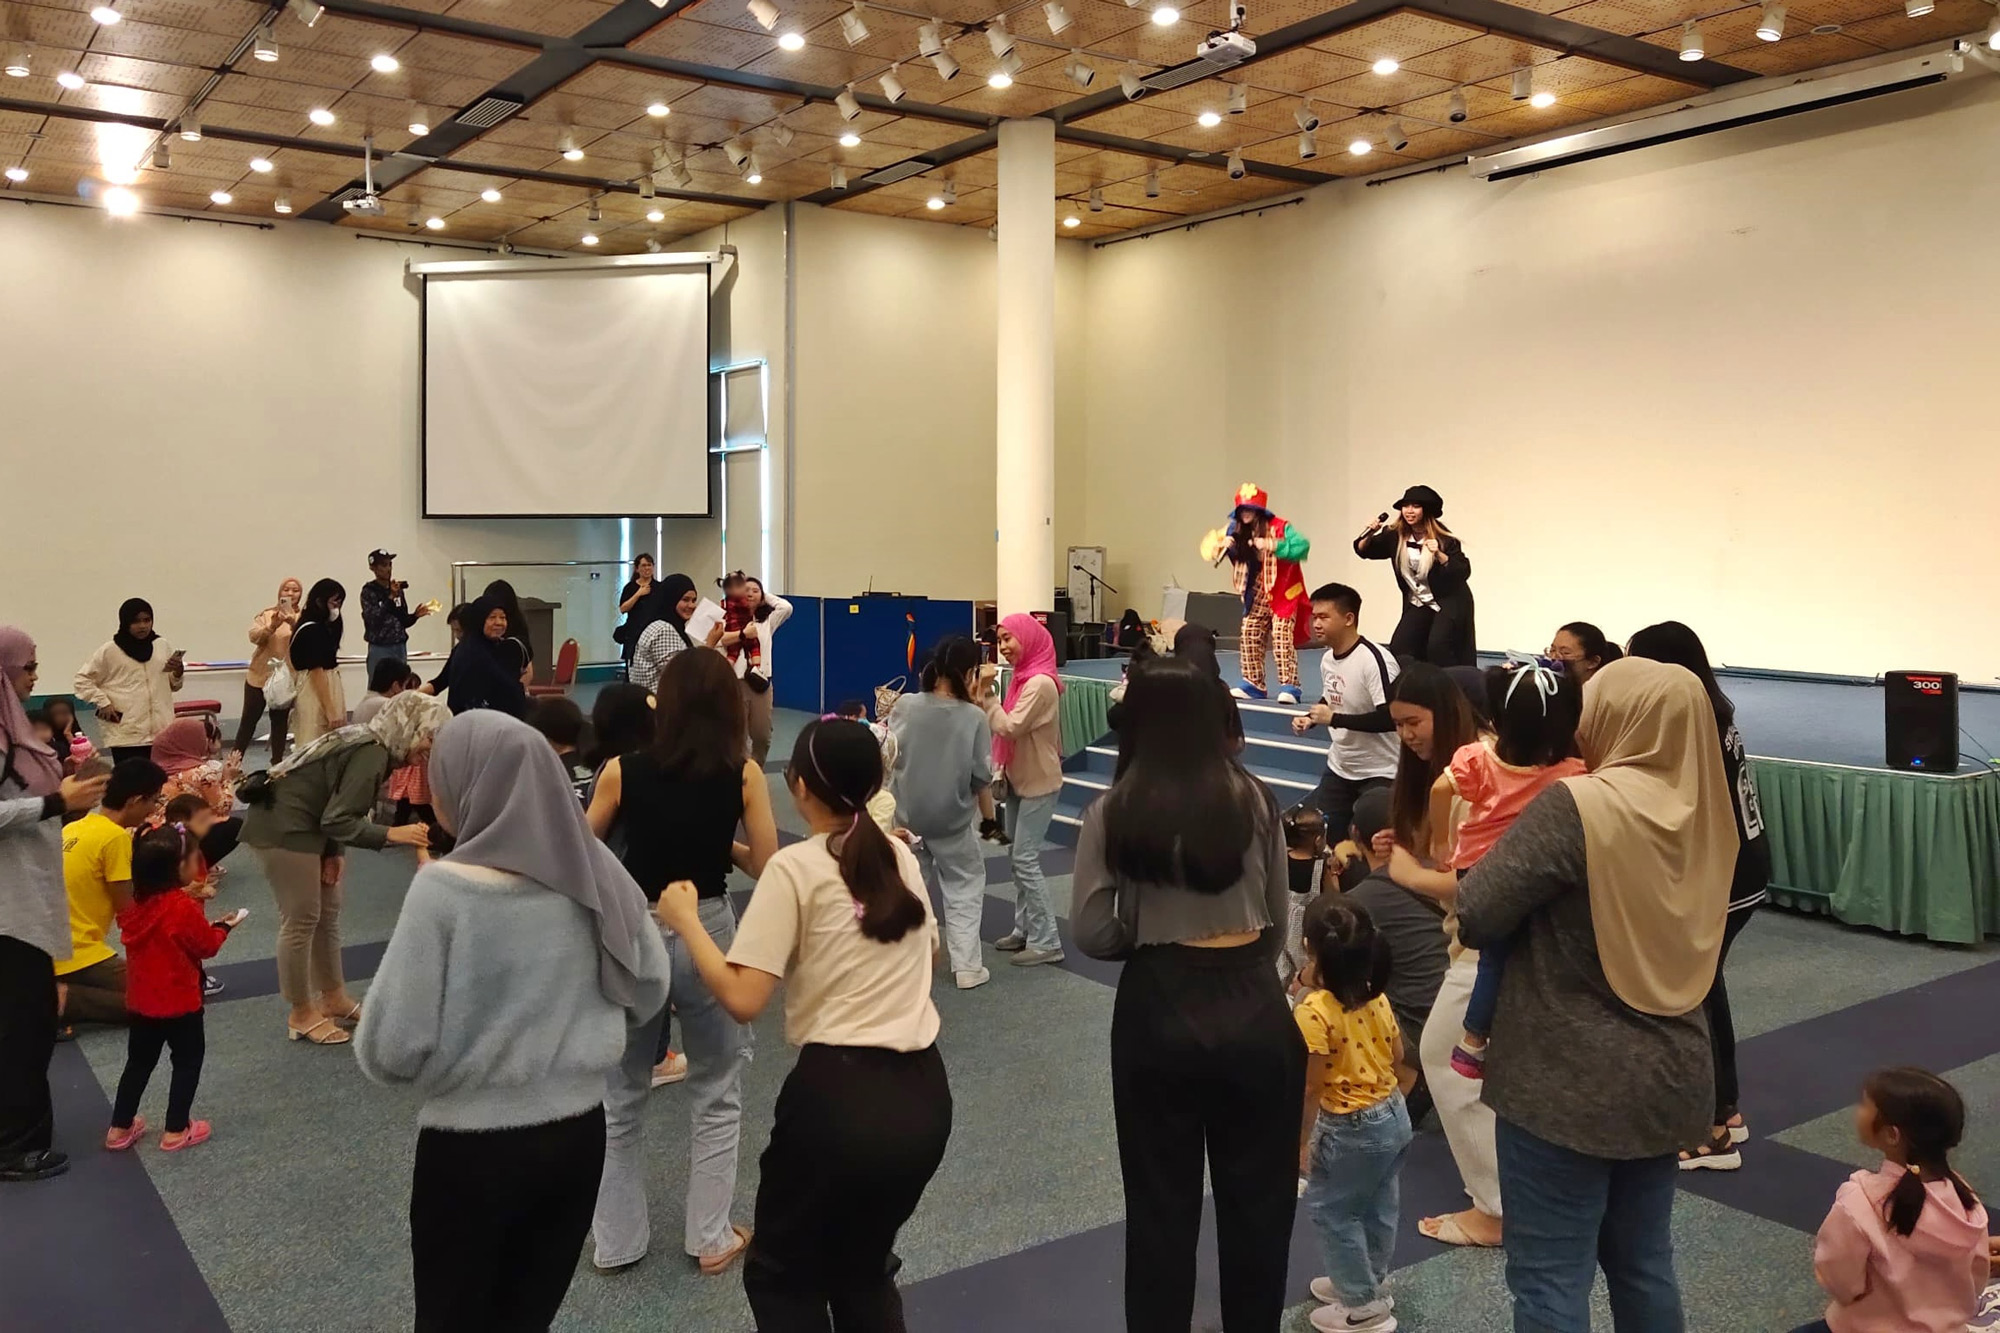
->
[864, 159, 932, 185]
[1141, 62, 1211, 92]
[456, 95, 525, 129]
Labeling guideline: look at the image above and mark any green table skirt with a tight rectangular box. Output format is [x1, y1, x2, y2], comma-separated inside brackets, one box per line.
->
[1756, 758, 2000, 944]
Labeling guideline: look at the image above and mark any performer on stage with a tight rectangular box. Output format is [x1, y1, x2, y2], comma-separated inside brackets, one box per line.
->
[1352, 485, 1476, 668]
[1200, 483, 1311, 703]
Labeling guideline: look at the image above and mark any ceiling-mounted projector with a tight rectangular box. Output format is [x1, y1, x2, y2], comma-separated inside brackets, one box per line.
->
[1196, 29, 1255, 67]
[341, 131, 385, 218]
[342, 194, 385, 216]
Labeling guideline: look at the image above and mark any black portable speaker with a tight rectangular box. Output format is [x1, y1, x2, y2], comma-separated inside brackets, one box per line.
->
[1884, 671, 1958, 773]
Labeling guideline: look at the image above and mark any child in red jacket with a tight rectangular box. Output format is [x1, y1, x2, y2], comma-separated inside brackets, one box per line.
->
[105, 824, 246, 1153]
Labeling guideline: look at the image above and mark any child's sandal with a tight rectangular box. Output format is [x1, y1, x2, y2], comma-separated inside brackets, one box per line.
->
[105, 1117, 146, 1151]
[160, 1121, 211, 1153]
[1677, 1129, 1742, 1172]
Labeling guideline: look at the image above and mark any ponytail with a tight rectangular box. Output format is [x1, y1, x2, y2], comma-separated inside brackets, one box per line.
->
[1862, 1067, 1979, 1237]
[789, 720, 926, 944]
[919, 635, 980, 704]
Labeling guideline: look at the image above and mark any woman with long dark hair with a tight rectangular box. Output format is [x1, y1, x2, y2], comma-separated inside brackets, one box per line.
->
[288, 580, 347, 747]
[74, 598, 185, 764]
[1379, 664, 1504, 1249]
[889, 636, 993, 989]
[660, 717, 948, 1330]
[587, 648, 778, 1276]
[1353, 485, 1476, 667]
[1627, 620, 1771, 1169]
[1072, 656, 1303, 1332]
[428, 598, 530, 719]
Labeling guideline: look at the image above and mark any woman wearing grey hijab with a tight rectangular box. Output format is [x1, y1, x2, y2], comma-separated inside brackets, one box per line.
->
[356, 711, 669, 1333]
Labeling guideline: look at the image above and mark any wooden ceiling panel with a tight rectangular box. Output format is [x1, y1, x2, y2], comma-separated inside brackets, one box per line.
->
[940, 73, 1076, 115]
[1308, 64, 1456, 108]
[1314, 11, 1484, 61]
[1558, 70, 1699, 114]
[1066, 98, 1187, 136]
[197, 99, 318, 136]
[531, 89, 651, 132]
[1636, 7, 1763, 57]
[815, 9, 928, 64]
[71, 52, 206, 96]
[1393, 123, 1495, 157]
[1402, 32, 1549, 84]
[1039, 0, 1155, 46]
[667, 81, 799, 126]
[1517, 53, 1648, 94]
[828, 187, 927, 215]
[214, 47, 365, 91]
[84, 18, 239, 68]
[99, 0, 269, 36]
[1782, 0, 1929, 27]
[278, 13, 420, 62]
[1392, 79, 1513, 124]
[742, 30, 884, 85]
[1459, 95, 1605, 138]
[1546, 1, 1660, 36]
[376, 31, 541, 84]
[3, 6, 101, 49]
[1718, 28, 1880, 72]
[1596, 0, 1727, 32]
[1090, 0, 1235, 62]
[1061, 146, 1168, 182]
[629, 17, 783, 67]
[558, 62, 709, 108]
[443, 0, 616, 36]
[1231, 44, 1372, 91]
[864, 112, 984, 149]
[455, 138, 566, 170]
[1839, 0, 1992, 50]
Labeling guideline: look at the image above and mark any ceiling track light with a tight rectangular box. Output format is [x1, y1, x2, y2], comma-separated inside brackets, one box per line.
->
[561, 134, 584, 161]
[1904, 0, 1934, 16]
[1088, 185, 1104, 211]
[587, 198, 602, 223]
[831, 164, 849, 189]
[1386, 120, 1409, 150]
[1448, 86, 1467, 121]
[151, 142, 170, 169]
[943, 179, 957, 204]
[1756, 1, 1786, 39]
[1298, 128, 1317, 158]
[989, 50, 1022, 86]
[253, 24, 278, 61]
[930, 49, 960, 79]
[1226, 82, 1247, 114]
[407, 105, 431, 136]
[646, 238, 663, 253]
[668, 155, 692, 188]
[1144, 166, 1160, 197]
[723, 137, 750, 168]
[917, 20, 944, 56]
[744, 156, 763, 184]
[1225, 148, 1244, 178]
[835, 85, 862, 120]
[1066, 52, 1095, 87]
[747, 0, 780, 30]
[1679, 19, 1705, 59]
[1510, 68, 1532, 100]
[274, 196, 292, 213]
[840, 2, 869, 44]
[288, 0, 323, 26]
[772, 121, 797, 148]
[1119, 66, 1144, 99]
[1983, 14, 2000, 48]
[881, 65, 907, 101]
[639, 176, 656, 199]
[985, 18, 1014, 58]
[4, 46, 30, 78]
[1044, 0, 1072, 35]
[179, 115, 202, 142]
[1294, 99, 1319, 131]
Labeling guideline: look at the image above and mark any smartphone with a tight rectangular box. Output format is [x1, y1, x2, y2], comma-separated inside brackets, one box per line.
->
[225, 908, 250, 926]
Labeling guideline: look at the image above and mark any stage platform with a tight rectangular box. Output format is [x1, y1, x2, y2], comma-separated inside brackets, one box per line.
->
[1039, 653, 2000, 945]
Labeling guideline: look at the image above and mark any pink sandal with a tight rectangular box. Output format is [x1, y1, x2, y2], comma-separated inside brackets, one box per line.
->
[105, 1117, 146, 1151]
[160, 1121, 212, 1153]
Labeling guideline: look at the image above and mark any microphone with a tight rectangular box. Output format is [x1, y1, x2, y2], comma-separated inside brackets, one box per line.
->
[1361, 511, 1389, 537]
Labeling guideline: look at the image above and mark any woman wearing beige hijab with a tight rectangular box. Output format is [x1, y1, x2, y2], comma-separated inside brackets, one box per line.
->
[1455, 656, 1735, 1333]
[232, 578, 301, 765]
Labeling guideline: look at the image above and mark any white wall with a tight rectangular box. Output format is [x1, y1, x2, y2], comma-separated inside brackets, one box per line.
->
[1079, 75, 2000, 679]
[0, 205, 636, 704]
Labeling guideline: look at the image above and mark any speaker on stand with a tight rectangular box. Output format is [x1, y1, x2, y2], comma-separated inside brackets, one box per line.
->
[1885, 671, 1959, 772]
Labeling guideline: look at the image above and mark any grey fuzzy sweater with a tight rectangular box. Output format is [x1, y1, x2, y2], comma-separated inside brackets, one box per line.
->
[354, 861, 671, 1131]
[1454, 783, 1713, 1160]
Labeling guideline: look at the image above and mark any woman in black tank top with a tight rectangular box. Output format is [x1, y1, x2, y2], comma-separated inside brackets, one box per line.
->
[585, 648, 780, 1275]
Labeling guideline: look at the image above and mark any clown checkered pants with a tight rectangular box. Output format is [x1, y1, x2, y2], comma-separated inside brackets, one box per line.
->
[1239, 582, 1299, 693]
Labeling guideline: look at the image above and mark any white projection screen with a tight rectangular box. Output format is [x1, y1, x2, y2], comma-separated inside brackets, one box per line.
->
[421, 261, 711, 517]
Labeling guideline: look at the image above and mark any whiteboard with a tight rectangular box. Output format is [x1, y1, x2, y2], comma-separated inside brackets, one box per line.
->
[422, 264, 710, 517]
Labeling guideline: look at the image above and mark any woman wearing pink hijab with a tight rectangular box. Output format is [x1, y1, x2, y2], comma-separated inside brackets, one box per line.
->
[0, 626, 110, 1182]
[979, 614, 1065, 967]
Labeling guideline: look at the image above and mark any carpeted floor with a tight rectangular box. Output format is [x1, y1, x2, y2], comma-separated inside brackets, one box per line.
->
[3, 707, 1996, 1333]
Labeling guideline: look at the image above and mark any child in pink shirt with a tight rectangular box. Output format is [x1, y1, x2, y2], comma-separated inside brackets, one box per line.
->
[1438, 661, 1586, 1077]
[1790, 1067, 1987, 1333]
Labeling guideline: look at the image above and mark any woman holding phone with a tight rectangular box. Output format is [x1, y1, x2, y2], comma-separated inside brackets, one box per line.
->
[74, 599, 185, 765]
[233, 579, 301, 766]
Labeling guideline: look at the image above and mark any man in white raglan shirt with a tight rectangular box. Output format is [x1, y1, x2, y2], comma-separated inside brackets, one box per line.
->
[1290, 582, 1401, 834]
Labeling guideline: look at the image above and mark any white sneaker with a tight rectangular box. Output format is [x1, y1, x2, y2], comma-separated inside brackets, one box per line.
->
[1309, 1295, 1396, 1332]
[1311, 1280, 1393, 1310]
[649, 1052, 688, 1088]
[1275, 687, 1302, 705]
[955, 967, 991, 991]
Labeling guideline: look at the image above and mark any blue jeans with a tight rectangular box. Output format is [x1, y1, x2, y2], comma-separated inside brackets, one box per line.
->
[916, 823, 987, 975]
[1464, 936, 1510, 1037]
[1494, 1117, 1684, 1333]
[366, 641, 406, 679]
[1304, 1090, 1412, 1308]
[1005, 791, 1061, 953]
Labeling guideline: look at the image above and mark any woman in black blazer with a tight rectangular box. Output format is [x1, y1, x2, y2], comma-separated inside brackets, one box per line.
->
[1352, 485, 1477, 667]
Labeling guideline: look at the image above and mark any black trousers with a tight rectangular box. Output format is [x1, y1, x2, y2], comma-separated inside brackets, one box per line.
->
[1705, 905, 1756, 1120]
[410, 1107, 604, 1333]
[109, 745, 153, 767]
[232, 683, 291, 763]
[112, 1011, 205, 1133]
[1308, 771, 1391, 843]
[1112, 941, 1306, 1333]
[0, 936, 58, 1162]
[745, 1043, 953, 1333]
[1388, 600, 1476, 669]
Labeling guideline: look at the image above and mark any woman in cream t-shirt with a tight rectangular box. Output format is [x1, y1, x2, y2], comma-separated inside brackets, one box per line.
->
[657, 717, 948, 1332]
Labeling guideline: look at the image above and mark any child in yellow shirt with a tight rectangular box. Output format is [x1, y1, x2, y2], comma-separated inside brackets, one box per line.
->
[1295, 895, 1411, 1333]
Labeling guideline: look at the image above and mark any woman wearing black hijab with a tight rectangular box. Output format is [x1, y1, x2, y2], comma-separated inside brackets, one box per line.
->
[480, 580, 534, 683]
[75, 598, 186, 764]
[628, 574, 699, 694]
[431, 599, 531, 719]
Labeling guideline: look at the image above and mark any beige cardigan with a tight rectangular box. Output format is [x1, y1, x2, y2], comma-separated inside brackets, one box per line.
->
[245, 608, 295, 689]
[73, 638, 183, 749]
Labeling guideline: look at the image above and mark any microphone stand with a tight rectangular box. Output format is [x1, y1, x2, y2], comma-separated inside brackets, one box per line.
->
[1071, 565, 1118, 625]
